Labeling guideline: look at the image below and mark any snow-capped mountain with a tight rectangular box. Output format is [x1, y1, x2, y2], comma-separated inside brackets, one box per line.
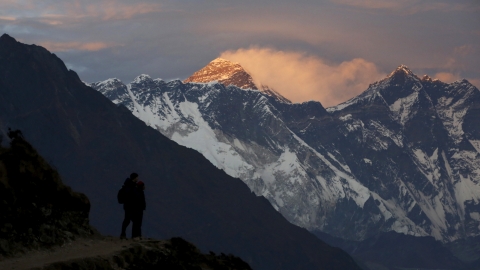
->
[184, 58, 291, 103]
[90, 64, 480, 243]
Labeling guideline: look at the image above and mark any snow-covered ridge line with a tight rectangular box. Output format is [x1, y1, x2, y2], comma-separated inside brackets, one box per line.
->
[91, 66, 480, 243]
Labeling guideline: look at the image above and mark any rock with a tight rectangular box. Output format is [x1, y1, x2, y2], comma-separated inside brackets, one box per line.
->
[0, 134, 97, 256]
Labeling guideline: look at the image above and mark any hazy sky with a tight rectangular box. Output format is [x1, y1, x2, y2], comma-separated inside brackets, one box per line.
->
[1, 0, 479, 107]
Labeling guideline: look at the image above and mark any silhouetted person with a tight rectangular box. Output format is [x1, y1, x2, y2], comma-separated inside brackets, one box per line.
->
[120, 173, 146, 239]
[132, 180, 146, 238]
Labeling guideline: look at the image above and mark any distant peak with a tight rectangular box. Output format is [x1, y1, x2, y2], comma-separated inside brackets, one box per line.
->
[132, 74, 152, 84]
[421, 75, 433, 82]
[208, 58, 243, 69]
[184, 58, 255, 89]
[388, 65, 415, 77]
[102, 78, 122, 84]
[211, 58, 234, 64]
[185, 57, 291, 103]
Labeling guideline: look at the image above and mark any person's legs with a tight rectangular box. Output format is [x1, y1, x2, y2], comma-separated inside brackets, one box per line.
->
[132, 210, 143, 238]
[121, 209, 133, 238]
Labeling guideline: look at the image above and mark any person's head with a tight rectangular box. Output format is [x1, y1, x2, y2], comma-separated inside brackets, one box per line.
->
[130, 173, 139, 182]
[137, 181, 145, 190]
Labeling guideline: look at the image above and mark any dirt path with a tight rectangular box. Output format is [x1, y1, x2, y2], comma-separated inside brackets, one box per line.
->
[0, 237, 135, 270]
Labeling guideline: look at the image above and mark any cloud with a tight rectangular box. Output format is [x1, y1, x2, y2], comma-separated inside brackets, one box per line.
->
[470, 79, 480, 89]
[330, 0, 408, 10]
[454, 45, 474, 57]
[61, 0, 162, 21]
[441, 44, 478, 74]
[0, 0, 162, 22]
[0, 16, 16, 21]
[434, 72, 461, 83]
[1, 0, 476, 91]
[329, 0, 476, 14]
[39, 41, 116, 52]
[220, 48, 386, 107]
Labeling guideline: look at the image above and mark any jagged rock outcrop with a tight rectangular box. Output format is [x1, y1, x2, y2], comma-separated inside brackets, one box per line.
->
[0, 131, 96, 258]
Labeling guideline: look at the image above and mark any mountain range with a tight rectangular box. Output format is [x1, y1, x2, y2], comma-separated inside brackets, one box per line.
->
[90, 58, 480, 246]
[0, 34, 360, 270]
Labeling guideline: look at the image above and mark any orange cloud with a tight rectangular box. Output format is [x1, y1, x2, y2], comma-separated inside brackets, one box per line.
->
[220, 48, 386, 107]
[434, 72, 461, 83]
[0, 16, 16, 21]
[470, 79, 480, 89]
[39, 41, 115, 52]
[468, 79, 480, 89]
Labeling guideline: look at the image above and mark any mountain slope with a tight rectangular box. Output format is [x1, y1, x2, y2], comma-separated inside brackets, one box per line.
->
[92, 62, 480, 244]
[0, 34, 360, 270]
[326, 66, 480, 241]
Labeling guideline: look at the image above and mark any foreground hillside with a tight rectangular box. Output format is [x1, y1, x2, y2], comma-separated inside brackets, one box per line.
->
[0, 133, 251, 269]
[0, 34, 360, 269]
[1, 236, 252, 270]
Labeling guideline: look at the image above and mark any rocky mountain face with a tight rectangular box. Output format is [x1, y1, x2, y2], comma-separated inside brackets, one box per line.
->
[184, 58, 257, 90]
[0, 34, 361, 270]
[92, 61, 480, 245]
[0, 131, 96, 258]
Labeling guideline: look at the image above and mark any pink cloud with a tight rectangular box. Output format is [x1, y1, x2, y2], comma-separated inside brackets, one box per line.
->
[434, 72, 461, 83]
[0, 16, 16, 21]
[470, 79, 480, 89]
[220, 48, 386, 107]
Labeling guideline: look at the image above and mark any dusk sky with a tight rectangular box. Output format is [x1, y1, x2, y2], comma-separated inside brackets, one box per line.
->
[1, 0, 479, 107]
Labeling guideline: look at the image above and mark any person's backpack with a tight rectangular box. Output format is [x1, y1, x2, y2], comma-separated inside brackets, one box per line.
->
[117, 185, 127, 204]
